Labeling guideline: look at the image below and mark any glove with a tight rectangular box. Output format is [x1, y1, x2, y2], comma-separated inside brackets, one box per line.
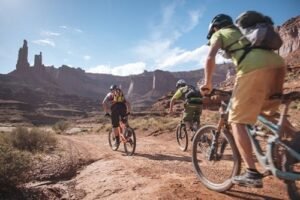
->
[105, 113, 111, 117]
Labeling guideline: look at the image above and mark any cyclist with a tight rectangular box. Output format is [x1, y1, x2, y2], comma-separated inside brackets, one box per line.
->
[200, 13, 285, 188]
[102, 84, 131, 146]
[169, 79, 202, 131]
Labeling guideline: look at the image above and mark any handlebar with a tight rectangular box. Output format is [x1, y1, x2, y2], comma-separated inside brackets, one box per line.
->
[201, 88, 232, 97]
[269, 91, 300, 102]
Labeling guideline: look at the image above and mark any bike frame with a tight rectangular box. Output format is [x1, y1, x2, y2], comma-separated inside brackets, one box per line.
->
[241, 101, 300, 181]
[117, 116, 130, 143]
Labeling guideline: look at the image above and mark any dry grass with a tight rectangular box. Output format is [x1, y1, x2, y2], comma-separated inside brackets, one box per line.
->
[0, 133, 31, 192]
[52, 120, 69, 134]
[11, 127, 57, 152]
[94, 115, 180, 134]
[130, 116, 179, 132]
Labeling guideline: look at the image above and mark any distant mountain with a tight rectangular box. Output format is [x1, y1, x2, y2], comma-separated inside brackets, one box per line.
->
[0, 15, 299, 125]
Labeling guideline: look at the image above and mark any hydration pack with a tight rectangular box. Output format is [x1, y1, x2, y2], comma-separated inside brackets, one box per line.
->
[183, 85, 201, 99]
[111, 88, 125, 104]
[225, 11, 283, 65]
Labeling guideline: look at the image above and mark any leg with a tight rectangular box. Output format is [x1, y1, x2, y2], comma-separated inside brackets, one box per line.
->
[231, 123, 256, 169]
[182, 105, 193, 130]
[111, 104, 121, 145]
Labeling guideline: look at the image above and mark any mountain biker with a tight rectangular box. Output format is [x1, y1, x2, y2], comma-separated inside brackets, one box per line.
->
[169, 79, 202, 130]
[102, 84, 131, 146]
[200, 13, 285, 188]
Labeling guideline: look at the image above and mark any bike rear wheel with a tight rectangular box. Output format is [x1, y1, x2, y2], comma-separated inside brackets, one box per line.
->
[281, 134, 300, 200]
[176, 123, 188, 151]
[124, 127, 136, 156]
[108, 129, 119, 151]
[192, 125, 241, 192]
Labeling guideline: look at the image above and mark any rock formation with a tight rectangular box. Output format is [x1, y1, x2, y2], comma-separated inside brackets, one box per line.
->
[34, 52, 43, 68]
[279, 16, 300, 57]
[16, 40, 30, 71]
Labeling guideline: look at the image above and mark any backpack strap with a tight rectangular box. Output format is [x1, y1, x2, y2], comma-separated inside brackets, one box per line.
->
[232, 45, 272, 66]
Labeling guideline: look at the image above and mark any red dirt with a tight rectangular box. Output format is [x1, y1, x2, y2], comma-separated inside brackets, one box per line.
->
[26, 128, 293, 200]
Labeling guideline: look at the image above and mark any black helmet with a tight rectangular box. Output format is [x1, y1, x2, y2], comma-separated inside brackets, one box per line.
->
[110, 84, 118, 91]
[176, 79, 186, 89]
[207, 14, 233, 40]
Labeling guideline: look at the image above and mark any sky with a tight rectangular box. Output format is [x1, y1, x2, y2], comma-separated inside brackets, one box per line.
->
[0, 0, 299, 76]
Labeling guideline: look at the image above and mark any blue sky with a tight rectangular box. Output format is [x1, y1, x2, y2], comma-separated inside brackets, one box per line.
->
[0, 0, 299, 75]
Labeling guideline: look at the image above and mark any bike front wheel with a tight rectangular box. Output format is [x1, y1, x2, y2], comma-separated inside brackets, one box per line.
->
[176, 123, 188, 151]
[108, 129, 119, 151]
[124, 127, 136, 156]
[192, 125, 241, 192]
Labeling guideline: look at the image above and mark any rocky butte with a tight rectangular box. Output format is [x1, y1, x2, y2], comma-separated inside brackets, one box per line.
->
[0, 15, 299, 125]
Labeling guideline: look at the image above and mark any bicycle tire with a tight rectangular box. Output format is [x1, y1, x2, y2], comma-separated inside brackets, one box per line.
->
[176, 123, 188, 151]
[108, 129, 119, 151]
[192, 125, 241, 192]
[124, 127, 136, 156]
[281, 134, 300, 200]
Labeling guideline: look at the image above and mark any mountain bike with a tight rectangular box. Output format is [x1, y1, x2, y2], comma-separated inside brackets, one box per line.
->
[108, 114, 136, 156]
[192, 89, 300, 199]
[176, 112, 200, 151]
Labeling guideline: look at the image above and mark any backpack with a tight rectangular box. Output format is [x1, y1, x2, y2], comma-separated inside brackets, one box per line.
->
[111, 88, 125, 104]
[183, 85, 201, 99]
[224, 11, 283, 65]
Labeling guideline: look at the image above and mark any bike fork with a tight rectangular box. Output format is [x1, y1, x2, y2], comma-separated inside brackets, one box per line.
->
[207, 130, 219, 161]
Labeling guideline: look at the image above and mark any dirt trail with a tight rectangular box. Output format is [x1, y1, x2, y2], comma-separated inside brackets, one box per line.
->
[30, 131, 290, 200]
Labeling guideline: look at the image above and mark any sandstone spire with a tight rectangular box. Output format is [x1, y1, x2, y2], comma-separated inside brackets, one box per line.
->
[34, 52, 43, 68]
[16, 40, 30, 71]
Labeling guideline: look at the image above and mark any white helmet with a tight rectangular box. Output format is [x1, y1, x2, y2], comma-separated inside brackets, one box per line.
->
[176, 79, 186, 89]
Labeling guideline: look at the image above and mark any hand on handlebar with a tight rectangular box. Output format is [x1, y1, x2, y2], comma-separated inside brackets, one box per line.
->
[199, 84, 212, 96]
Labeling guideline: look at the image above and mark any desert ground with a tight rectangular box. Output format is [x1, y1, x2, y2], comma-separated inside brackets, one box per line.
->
[2, 108, 298, 200]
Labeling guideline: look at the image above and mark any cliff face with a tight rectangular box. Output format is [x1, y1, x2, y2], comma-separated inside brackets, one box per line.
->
[0, 15, 299, 124]
[278, 16, 300, 58]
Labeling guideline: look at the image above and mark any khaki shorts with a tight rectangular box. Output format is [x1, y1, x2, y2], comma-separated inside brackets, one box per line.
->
[229, 67, 285, 125]
[182, 103, 202, 123]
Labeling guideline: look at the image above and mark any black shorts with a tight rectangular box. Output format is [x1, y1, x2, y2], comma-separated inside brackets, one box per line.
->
[111, 103, 127, 128]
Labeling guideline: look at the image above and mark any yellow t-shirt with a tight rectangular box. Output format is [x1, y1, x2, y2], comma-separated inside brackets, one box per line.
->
[210, 27, 285, 76]
[172, 86, 186, 100]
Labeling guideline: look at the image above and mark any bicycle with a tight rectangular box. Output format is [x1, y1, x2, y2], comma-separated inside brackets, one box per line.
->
[192, 89, 300, 199]
[176, 111, 200, 151]
[108, 114, 136, 156]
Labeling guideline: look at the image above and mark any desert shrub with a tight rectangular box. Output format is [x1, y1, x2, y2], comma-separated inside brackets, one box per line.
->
[52, 120, 69, 133]
[0, 139, 30, 191]
[11, 127, 57, 152]
[131, 116, 179, 132]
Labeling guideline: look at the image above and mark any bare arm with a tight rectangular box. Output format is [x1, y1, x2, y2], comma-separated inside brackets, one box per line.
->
[102, 93, 111, 113]
[201, 38, 222, 93]
[102, 102, 109, 113]
[169, 98, 175, 113]
[125, 101, 131, 113]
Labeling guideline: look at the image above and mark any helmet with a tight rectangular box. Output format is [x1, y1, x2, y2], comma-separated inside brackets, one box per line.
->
[207, 14, 233, 40]
[110, 84, 118, 91]
[176, 79, 186, 89]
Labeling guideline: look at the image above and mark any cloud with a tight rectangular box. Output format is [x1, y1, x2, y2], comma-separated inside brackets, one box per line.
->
[184, 9, 204, 32]
[75, 28, 83, 33]
[87, 62, 146, 76]
[133, 1, 205, 71]
[59, 25, 83, 33]
[60, 25, 68, 29]
[41, 31, 61, 37]
[83, 55, 91, 61]
[32, 39, 55, 47]
[157, 45, 209, 69]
